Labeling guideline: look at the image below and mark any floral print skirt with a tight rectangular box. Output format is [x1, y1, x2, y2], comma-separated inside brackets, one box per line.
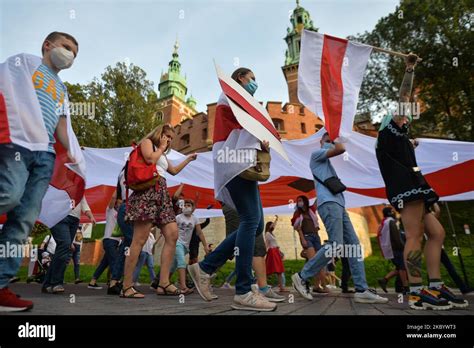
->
[125, 176, 176, 227]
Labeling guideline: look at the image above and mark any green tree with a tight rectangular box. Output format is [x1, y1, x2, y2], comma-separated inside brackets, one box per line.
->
[66, 62, 160, 147]
[353, 0, 473, 140]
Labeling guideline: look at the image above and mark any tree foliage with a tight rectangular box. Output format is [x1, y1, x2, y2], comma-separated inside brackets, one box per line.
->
[66, 62, 160, 148]
[352, 0, 473, 140]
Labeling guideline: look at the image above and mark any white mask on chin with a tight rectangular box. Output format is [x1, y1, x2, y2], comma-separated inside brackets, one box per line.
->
[50, 46, 74, 70]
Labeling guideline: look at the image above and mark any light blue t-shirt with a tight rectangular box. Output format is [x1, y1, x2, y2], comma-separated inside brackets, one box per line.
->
[310, 146, 346, 208]
[32, 63, 67, 153]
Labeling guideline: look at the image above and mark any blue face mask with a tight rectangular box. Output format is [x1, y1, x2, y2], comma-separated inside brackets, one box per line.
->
[244, 79, 258, 95]
[322, 142, 334, 150]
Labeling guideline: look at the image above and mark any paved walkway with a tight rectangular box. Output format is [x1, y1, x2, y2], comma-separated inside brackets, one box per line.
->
[3, 283, 473, 315]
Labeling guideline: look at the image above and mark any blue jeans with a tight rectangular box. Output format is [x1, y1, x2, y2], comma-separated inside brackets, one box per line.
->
[0, 143, 55, 288]
[199, 176, 264, 295]
[93, 238, 120, 280]
[300, 202, 368, 291]
[43, 215, 80, 287]
[133, 251, 156, 282]
[111, 202, 134, 281]
[72, 243, 81, 279]
[225, 269, 236, 284]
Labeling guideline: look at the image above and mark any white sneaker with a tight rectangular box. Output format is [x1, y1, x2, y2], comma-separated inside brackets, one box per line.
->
[291, 273, 313, 300]
[209, 286, 219, 300]
[354, 289, 389, 304]
[260, 287, 286, 303]
[231, 291, 277, 312]
[187, 263, 213, 301]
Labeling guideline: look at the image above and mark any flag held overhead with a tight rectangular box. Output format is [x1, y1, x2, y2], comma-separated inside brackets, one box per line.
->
[298, 30, 372, 141]
[214, 62, 290, 163]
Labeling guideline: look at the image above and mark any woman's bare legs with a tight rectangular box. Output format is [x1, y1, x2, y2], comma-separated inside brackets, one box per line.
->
[253, 256, 268, 288]
[423, 213, 445, 280]
[158, 222, 178, 290]
[400, 200, 425, 286]
[122, 220, 152, 297]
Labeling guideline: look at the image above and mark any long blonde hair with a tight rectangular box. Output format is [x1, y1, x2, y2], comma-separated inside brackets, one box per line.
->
[140, 123, 175, 154]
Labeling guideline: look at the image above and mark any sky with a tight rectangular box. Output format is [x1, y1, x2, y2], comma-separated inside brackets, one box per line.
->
[0, 0, 400, 112]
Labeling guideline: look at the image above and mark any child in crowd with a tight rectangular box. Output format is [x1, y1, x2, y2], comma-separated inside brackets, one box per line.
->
[172, 199, 209, 294]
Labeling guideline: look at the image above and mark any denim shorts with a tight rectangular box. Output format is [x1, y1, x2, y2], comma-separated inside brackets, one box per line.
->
[304, 234, 322, 250]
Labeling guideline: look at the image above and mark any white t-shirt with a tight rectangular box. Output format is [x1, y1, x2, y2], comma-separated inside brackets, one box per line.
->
[42, 235, 56, 254]
[176, 213, 199, 248]
[156, 154, 168, 177]
[103, 207, 122, 242]
[69, 197, 91, 219]
[142, 233, 156, 255]
[265, 232, 279, 249]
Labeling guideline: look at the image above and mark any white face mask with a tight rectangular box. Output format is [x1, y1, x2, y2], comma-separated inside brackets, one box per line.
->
[50, 45, 74, 70]
[297, 202, 304, 208]
[182, 207, 193, 215]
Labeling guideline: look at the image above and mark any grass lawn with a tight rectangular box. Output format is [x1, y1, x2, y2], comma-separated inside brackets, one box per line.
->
[17, 236, 474, 290]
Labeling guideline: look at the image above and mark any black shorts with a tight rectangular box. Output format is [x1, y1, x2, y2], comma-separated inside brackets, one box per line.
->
[188, 230, 200, 260]
[253, 233, 266, 257]
[391, 250, 405, 271]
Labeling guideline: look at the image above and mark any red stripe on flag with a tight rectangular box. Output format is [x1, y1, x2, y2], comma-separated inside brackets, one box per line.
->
[320, 35, 348, 140]
[0, 93, 12, 144]
[50, 138, 85, 206]
[218, 79, 281, 140]
[213, 104, 242, 143]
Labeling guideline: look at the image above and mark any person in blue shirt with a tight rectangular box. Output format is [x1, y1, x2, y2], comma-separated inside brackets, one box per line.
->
[291, 132, 388, 304]
[0, 31, 78, 312]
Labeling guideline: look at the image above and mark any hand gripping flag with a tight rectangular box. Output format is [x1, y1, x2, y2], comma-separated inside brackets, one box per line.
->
[298, 30, 372, 141]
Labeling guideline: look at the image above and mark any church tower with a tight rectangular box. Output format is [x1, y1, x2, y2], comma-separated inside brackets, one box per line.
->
[156, 40, 198, 126]
[282, 0, 318, 104]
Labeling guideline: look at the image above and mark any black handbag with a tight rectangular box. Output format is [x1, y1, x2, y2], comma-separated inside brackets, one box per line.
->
[313, 173, 347, 195]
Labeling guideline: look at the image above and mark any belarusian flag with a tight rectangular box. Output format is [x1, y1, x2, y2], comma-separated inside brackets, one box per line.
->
[298, 30, 372, 140]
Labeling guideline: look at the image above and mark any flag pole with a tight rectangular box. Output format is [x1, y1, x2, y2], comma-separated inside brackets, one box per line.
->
[371, 46, 423, 62]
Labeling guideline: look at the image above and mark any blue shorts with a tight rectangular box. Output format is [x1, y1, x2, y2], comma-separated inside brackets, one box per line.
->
[304, 234, 322, 250]
[171, 241, 189, 273]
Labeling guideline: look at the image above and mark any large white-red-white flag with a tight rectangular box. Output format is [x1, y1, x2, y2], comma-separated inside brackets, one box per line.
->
[298, 30, 372, 140]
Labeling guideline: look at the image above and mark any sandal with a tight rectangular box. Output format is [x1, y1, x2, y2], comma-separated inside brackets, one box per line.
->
[120, 286, 144, 299]
[180, 287, 194, 295]
[157, 283, 181, 296]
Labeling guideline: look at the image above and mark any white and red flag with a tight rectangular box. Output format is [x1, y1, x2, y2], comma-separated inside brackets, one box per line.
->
[298, 30, 372, 140]
[0, 53, 86, 228]
[212, 63, 289, 208]
[214, 63, 289, 163]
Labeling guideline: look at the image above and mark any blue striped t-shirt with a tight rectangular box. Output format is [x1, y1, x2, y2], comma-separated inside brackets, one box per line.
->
[32, 63, 67, 153]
